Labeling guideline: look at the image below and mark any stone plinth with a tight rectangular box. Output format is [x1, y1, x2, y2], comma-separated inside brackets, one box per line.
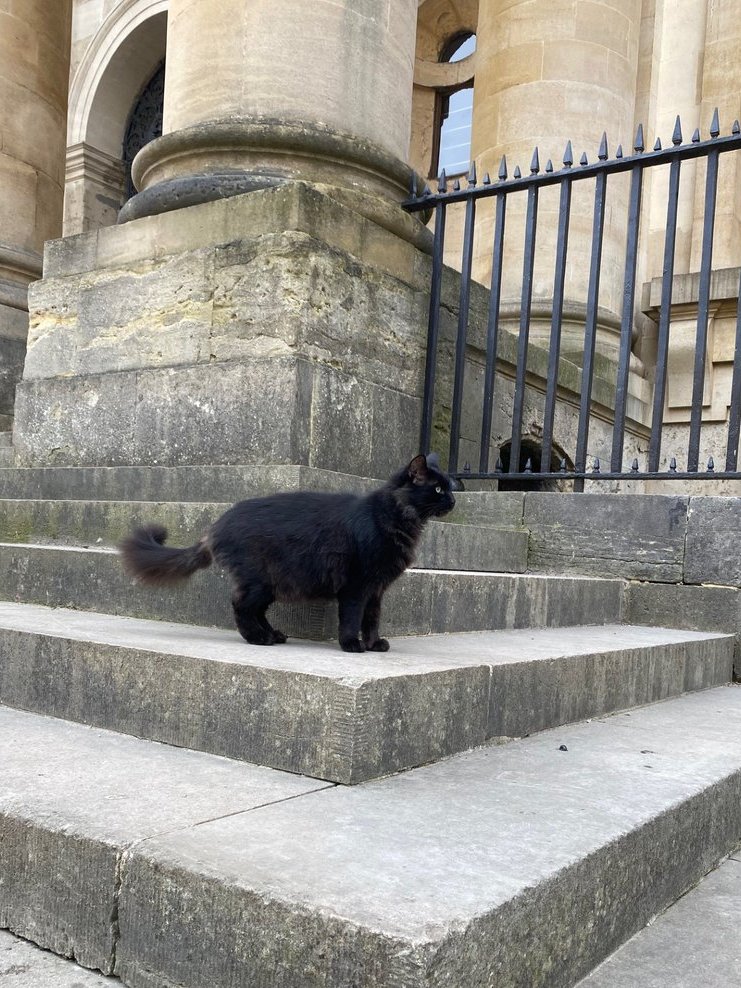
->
[17, 185, 433, 475]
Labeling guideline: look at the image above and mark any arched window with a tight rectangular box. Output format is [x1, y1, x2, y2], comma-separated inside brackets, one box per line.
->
[122, 61, 165, 202]
[433, 33, 476, 177]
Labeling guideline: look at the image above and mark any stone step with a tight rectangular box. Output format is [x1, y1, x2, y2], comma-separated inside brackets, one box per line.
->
[0, 435, 13, 468]
[0, 498, 528, 573]
[0, 929, 113, 986]
[0, 463, 523, 525]
[2, 687, 741, 986]
[0, 602, 730, 783]
[0, 541, 622, 639]
[577, 850, 741, 987]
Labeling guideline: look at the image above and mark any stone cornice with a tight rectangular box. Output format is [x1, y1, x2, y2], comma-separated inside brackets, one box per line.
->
[66, 143, 125, 185]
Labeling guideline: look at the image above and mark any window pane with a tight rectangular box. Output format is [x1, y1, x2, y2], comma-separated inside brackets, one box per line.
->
[448, 33, 476, 63]
[438, 86, 473, 175]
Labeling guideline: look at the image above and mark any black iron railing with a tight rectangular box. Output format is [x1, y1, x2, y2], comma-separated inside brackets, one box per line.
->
[402, 111, 741, 487]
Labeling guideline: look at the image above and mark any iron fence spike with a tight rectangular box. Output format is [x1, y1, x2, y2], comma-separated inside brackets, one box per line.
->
[463, 461, 471, 473]
[598, 132, 608, 160]
[563, 140, 574, 167]
[495, 457, 503, 472]
[559, 458, 567, 472]
[734, 120, 741, 136]
[580, 151, 588, 166]
[631, 458, 639, 473]
[616, 143, 623, 158]
[692, 128, 701, 143]
[710, 107, 720, 138]
[546, 159, 554, 173]
[634, 123, 645, 152]
[530, 147, 540, 174]
[483, 171, 491, 184]
[438, 169, 447, 193]
[708, 456, 715, 472]
[468, 161, 477, 186]
[593, 457, 601, 473]
[672, 115, 683, 145]
[653, 137, 662, 151]
[514, 165, 522, 178]
[669, 457, 677, 472]
[524, 458, 533, 473]
[499, 155, 508, 180]
[453, 178, 461, 191]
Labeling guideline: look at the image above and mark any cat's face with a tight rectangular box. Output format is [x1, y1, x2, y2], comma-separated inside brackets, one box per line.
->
[406, 454, 456, 519]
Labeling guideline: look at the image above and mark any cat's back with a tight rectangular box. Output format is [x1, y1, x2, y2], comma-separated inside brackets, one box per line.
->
[210, 490, 361, 545]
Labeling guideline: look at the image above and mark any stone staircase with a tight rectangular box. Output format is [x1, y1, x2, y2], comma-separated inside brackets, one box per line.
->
[0, 461, 739, 986]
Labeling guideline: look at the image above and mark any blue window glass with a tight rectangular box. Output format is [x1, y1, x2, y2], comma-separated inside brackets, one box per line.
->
[437, 33, 476, 177]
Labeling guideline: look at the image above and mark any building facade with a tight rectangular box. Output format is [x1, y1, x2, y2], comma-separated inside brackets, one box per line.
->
[0, 0, 739, 485]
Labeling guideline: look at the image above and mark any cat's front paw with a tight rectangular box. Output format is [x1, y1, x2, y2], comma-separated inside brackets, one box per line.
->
[367, 638, 390, 652]
[340, 638, 366, 653]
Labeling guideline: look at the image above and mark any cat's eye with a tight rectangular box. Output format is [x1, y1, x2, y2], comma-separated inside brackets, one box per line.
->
[435, 485, 443, 494]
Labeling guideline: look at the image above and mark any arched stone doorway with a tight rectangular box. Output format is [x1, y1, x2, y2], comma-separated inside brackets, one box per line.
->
[64, 0, 167, 234]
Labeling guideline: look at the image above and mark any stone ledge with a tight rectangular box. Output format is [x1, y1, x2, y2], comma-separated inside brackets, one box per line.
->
[0, 604, 728, 783]
[0, 542, 624, 638]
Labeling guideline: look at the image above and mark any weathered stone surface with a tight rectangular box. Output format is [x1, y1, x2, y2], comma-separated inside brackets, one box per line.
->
[115, 687, 741, 988]
[486, 623, 733, 739]
[0, 543, 624, 638]
[625, 581, 741, 680]
[0, 498, 526, 573]
[577, 853, 741, 987]
[0, 334, 25, 420]
[0, 463, 374, 502]
[420, 570, 623, 635]
[625, 581, 741, 634]
[13, 353, 419, 475]
[685, 496, 741, 587]
[0, 498, 225, 547]
[1, 604, 726, 782]
[0, 604, 491, 784]
[20, 181, 643, 481]
[452, 491, 525, 528]
[525, 492, 689, 581]
[0, 930, 112, 987]
[0, 707, 326, 973]
[416, 522, 528, 572]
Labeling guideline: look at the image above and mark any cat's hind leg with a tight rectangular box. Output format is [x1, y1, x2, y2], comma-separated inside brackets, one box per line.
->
[338, 592, 366, 652]
[361, 591, 390, 652]
[232, 583, 284, 645]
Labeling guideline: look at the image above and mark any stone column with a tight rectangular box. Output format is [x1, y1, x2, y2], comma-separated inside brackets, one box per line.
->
[690, 0, 741, 271]
[0, 0, 72, 428]
[469, 0, 643, 362]
[120, 0, 419, 230]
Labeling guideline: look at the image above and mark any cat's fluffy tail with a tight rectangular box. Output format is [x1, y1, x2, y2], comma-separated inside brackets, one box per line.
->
[119, 524, 213, 585]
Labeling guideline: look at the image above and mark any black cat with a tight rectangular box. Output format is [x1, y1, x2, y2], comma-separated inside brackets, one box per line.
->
[119, 454, 456, 652]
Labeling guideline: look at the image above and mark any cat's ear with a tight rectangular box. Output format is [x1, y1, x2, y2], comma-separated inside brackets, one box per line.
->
[425, 452, 441, 472]
[408, 454, 430, 485]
